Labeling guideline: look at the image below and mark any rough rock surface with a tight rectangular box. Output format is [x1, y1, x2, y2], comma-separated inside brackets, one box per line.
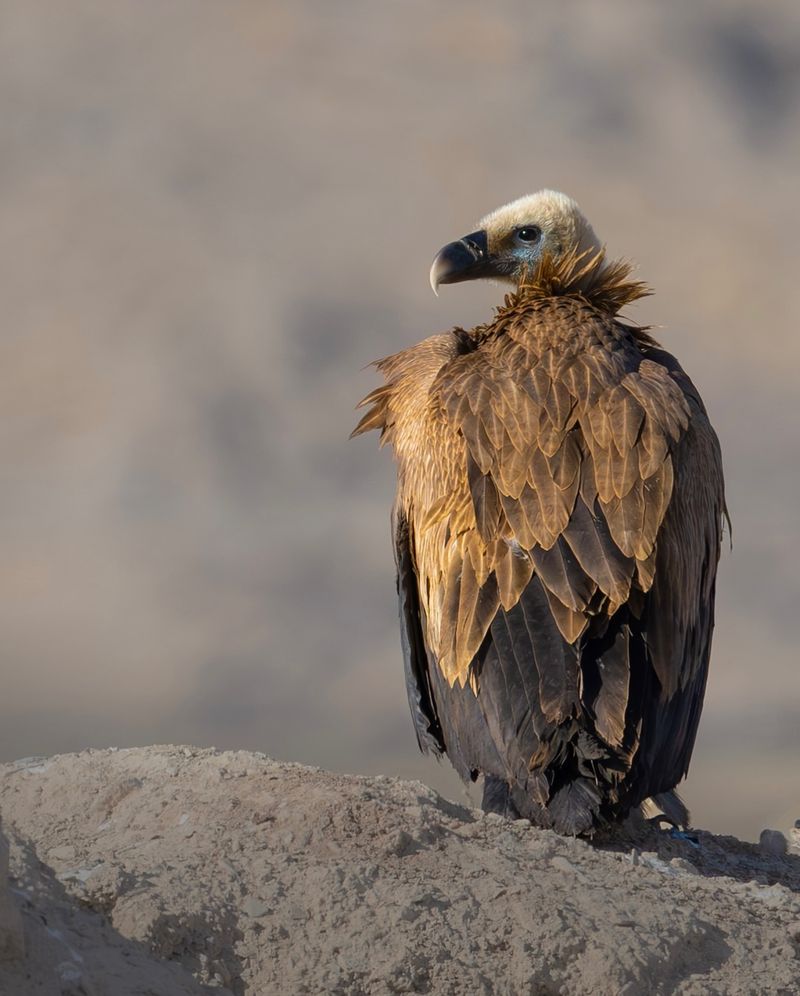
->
[0, 747, 798, 995]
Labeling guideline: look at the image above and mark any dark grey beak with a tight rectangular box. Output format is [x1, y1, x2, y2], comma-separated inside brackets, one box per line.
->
[429, 230, 490, 295]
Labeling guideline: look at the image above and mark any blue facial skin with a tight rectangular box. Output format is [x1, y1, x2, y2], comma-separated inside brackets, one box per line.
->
[503, 225, 545, 275]
[479, 224, 547, 282]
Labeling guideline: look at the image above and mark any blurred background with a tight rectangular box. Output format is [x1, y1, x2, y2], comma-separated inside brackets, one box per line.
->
[2, 0, 798, 840]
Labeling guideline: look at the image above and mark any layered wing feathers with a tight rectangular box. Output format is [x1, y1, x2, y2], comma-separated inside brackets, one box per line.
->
[406, 297, 692, 689]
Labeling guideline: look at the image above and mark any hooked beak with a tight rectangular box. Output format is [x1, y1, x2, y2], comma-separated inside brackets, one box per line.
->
[429, 229, 491, 295]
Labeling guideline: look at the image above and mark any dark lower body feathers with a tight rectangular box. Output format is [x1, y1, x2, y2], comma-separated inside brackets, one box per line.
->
[427, 575, 703, 836]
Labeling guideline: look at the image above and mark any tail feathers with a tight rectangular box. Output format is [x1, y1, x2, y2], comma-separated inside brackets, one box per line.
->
[435, 575, 682, 836]
[547, 778, 603, 835]
[482, 775, 523, 819]
[486, 775, 603, 836]
[642, 790, 690, 829]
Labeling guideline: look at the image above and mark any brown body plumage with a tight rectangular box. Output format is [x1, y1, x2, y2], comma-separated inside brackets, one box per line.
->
[354, 192, 726, 834]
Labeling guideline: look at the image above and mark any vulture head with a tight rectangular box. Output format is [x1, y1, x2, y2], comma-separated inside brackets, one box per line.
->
[429, 189, 602, 294]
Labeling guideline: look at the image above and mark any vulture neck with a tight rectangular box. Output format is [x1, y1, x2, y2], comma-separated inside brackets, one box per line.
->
[465, 248, 657, 351]
[513, 248, 650, 314]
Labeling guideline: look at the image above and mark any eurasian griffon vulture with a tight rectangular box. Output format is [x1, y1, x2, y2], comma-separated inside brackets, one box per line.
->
[353, 191, 726, 834]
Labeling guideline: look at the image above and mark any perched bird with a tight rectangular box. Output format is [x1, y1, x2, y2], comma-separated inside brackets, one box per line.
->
[353, 191, 726, 835]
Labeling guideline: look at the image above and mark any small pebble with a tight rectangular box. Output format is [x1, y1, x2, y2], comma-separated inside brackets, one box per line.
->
[385, 829, 417, 857]
[49, 845, 77, 863]
[759, 829, 787, 857]
[241, 897, 269, 918]
[219, 858, 238, 877]
[550, 855, 577, 873]
[669, 857, 695, 873]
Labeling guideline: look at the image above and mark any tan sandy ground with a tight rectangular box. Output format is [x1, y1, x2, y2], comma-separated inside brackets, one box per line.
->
[0, 747, 798, 995]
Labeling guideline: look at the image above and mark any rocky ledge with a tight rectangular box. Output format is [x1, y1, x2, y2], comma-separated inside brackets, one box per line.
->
[0, 746, 798, 995]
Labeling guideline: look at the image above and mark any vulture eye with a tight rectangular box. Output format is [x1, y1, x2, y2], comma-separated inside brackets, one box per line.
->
[516, 226, 541, 243]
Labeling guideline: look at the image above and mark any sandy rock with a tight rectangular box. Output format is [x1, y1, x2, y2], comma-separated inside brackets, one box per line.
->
[670, 857, 697, 874]
[0, 746, 799, 995]
[760, 829, 788, 857]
